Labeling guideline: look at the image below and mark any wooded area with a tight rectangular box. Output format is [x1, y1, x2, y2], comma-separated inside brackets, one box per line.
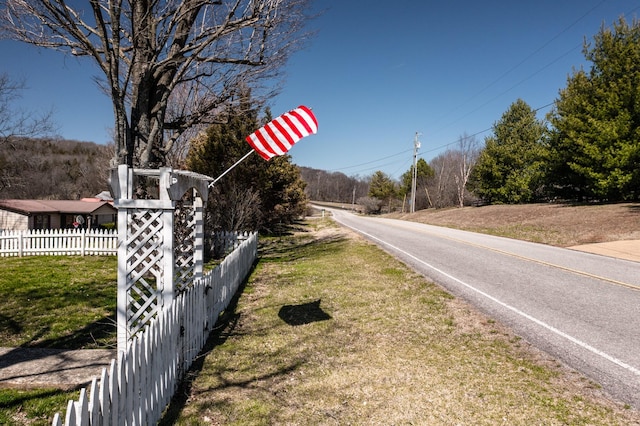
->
[0, 137, 112, 199]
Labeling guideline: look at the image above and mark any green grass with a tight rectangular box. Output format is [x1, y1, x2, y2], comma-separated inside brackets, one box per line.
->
[161, 219, 638, 425]
[0, 255, 116, 425]
[0, 256, 117, 349]
[0, 388, 79, 426]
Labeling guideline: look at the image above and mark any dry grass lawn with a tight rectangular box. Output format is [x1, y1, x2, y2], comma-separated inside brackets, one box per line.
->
[388, 202, 640, 247]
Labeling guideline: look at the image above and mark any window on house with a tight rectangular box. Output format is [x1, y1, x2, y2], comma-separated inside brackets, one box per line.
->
[34, 214, 50, 229]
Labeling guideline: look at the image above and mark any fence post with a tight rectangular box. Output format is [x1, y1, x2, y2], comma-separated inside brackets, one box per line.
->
[160, 167, 176, 310]
[193, 196, 204, 283]
[115, 164, 132, 353]
[18, 231, 23, 257]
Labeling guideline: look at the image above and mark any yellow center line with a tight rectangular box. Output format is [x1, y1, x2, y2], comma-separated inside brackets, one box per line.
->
[387, 220, 640, 292]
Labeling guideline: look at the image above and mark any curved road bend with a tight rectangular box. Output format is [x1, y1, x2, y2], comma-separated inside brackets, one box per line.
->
[322, 207, 640, 410]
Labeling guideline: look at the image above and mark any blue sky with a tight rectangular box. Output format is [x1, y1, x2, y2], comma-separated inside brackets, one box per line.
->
[1, 1, 639, 180]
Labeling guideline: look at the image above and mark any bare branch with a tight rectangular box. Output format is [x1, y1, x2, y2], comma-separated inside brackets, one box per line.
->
[0, 73, 57, 142]
[1, 0, 315, 167]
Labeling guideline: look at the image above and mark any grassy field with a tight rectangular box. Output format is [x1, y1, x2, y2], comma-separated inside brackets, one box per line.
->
[161, 218, 639, 425]
[388, 202, 640, 247]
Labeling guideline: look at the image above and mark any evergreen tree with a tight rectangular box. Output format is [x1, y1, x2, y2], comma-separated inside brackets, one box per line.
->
[470, 99, 548, 203]
[186, 98, 307, 233]
[368, 170, 397, 212]
[547, 18, 640, 201]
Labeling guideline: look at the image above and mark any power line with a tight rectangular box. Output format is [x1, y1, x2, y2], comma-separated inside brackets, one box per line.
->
[330, 101, 556, 178]
[327, 5, 639, 179]
[430, 1, 608, 139]
[329, 148, 412, 172]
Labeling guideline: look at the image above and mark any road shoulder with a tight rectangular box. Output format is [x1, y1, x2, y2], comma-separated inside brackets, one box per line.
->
[569, 240, 640, 263]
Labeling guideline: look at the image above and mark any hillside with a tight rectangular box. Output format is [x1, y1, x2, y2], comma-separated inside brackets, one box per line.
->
[387, 203, 640, 247]
[0, 137, 112, 199]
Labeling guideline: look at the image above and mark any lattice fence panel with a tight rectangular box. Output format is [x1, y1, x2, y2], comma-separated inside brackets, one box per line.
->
[125, 209, 165, 336]
[174, 199, 196, 293]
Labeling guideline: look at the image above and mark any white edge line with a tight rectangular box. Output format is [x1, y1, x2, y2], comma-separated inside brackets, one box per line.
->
[334, 215, 640, 377]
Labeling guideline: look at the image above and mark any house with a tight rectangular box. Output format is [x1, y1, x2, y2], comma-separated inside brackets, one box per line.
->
[0, 198, 117, 231]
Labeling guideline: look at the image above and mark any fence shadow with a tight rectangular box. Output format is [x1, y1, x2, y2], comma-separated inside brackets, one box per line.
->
[20, 314, 117, 350]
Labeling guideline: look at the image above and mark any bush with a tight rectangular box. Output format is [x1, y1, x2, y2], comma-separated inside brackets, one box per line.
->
[357, 196, 382, 214]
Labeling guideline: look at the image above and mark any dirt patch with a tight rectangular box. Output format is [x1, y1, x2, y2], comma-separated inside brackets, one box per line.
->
[389, 203, 640, 247]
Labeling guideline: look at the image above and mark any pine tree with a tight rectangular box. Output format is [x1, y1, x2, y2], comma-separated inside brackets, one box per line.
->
[470, 99, 548, 204]
[368, 171, 397, 212]
[547, 18, 640, 201]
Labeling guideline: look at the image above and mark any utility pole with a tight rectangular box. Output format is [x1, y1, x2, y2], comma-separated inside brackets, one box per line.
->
[352, 186, 356, 211]
[410, 132, 421, 213]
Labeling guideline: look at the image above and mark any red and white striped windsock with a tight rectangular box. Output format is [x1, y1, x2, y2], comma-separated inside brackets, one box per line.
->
[245, 105, 318, 160]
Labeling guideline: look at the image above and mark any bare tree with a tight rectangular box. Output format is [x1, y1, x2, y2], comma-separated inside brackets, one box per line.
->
[0, 72, 55, 143]
[2, 0, 314, 168]
[0, 73, 57, 194]
[299, 167, 369, 204]
[425, 135, 480, 209]
[427, 151, 458, 209]
[453, 133, 480, 207]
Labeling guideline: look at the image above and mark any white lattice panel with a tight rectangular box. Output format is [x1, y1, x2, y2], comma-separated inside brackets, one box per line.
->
[174, 200, 196, 293]
[125, 209, 165, 336]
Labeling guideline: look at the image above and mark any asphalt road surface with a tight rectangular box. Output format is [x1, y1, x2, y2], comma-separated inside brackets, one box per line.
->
[322, 206, 640, 410]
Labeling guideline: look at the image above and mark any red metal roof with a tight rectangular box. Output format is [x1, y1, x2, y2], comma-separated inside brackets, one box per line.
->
[0, 199, 115, 215]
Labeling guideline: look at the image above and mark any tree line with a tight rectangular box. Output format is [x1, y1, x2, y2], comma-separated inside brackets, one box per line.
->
[474, 18, 639, 204]
[1, 15, 637, 225]
[311, 134, 480, 215]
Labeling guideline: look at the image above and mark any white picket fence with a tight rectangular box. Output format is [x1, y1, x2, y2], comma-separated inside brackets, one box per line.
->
[51, 231, 258, 425]
[0, 229, 118, 257]
[209, 230, 252, 258]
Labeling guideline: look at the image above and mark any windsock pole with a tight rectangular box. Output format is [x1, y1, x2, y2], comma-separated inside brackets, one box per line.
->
[208, 150, 254, 188]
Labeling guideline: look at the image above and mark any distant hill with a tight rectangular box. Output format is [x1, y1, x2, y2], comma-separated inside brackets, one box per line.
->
[0, 137, 113, 200]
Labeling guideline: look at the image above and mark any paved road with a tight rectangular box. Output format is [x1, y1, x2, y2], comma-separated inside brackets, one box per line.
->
[325, 207, 640, 410]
